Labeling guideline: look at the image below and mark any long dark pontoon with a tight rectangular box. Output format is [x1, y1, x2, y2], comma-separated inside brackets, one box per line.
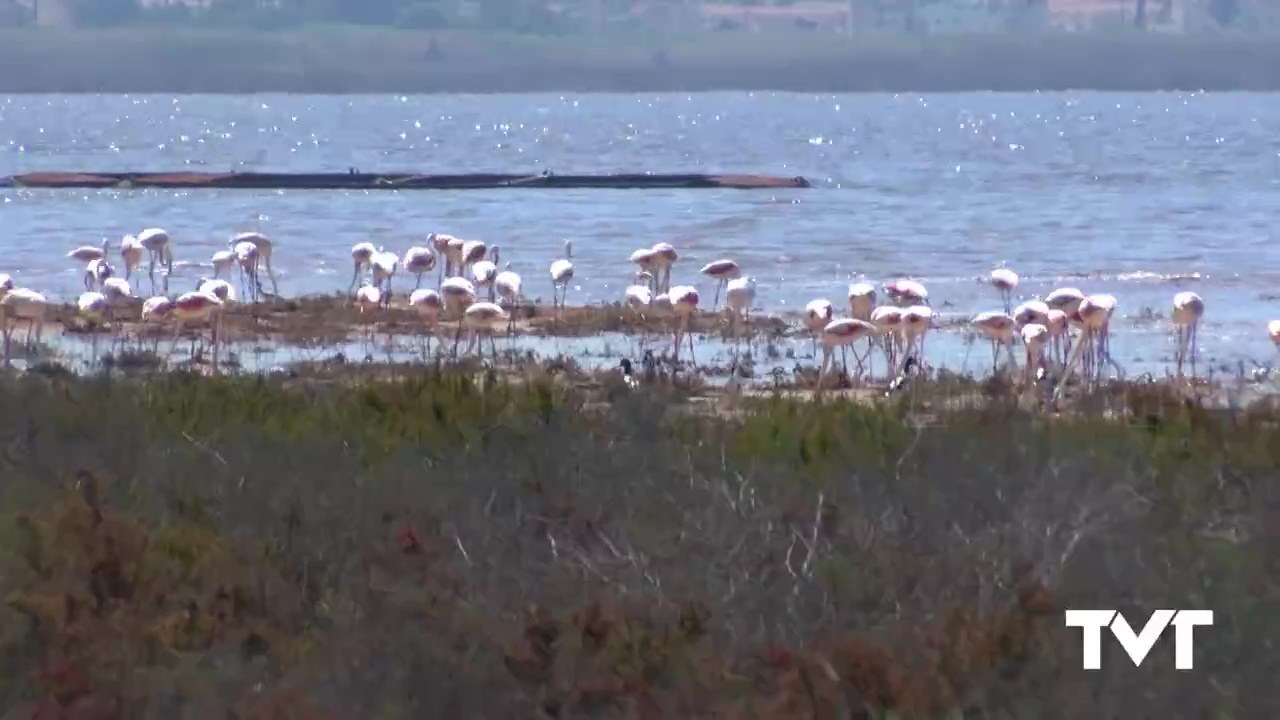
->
[3, 171, 811, 191]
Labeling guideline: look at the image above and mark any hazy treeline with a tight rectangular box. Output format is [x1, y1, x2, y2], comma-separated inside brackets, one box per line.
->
[3, 27, 1280, 93]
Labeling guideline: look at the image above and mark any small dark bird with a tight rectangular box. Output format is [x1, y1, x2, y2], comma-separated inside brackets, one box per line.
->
[887, 356, 919, 395]
[619, 358, 640, 389]
[641, 349, 658, 383]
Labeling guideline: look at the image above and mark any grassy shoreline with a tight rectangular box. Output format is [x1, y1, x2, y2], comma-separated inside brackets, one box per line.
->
[4, 27, 1280, 93]
[0, 364, 1275, 717]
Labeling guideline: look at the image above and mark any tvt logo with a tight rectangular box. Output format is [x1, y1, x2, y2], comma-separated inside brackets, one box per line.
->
[1064, 609, 1213, 670]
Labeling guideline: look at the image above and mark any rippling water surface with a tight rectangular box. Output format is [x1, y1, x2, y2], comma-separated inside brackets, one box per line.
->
[3, 92, 1280, 376]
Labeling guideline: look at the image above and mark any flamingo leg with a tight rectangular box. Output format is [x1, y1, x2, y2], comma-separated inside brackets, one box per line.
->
[1190, 322, 1199, 379]
[452, 317, 465, 359]
[1053, 330, 1094, 402]
[1175, 325, 1185, 378]
[816, 347, 833, 397]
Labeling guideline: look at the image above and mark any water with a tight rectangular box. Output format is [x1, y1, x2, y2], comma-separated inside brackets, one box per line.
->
[3, 91, 1280, 378]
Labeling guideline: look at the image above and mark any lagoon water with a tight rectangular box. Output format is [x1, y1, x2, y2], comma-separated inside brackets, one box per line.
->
[3, 91, 1280, 377]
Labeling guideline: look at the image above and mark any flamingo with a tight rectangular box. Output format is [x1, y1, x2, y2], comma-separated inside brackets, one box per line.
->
[460, 240, 487, 279]
[1013, 300, 1050, 329]
[171, 290, 224, 369]
[899, 305, 934, 373]
[101, 277, 133, 334]
[1045, 309, 1069, 368]
[409, 288, 443, 356]
[428, 233, 456, 282]
[650, 243, 678, 294]
[471, 246, 500, 302]
[629, 248, 659, 287]
[233, 240, 261, 302]
[1171, 291, 1205, 379]
[462, 302, 508, 360]
[699, 259, 741, 309]
[804, 299, 835, 358]
[445, 236, 467, 279]
[494, 268, 523, 335]
[138, 228, 174, 294]
[1270, 320, 1280, 354]
[120, 234, 144, 281]
[211, 249, 236, 279]
[1, 288, 47, 365]
[1021, 322, 1050, 387]
[137, 295, 174, 353]
[990, 266, 1019, 314]
[848, 282, 876, 321]
[669, 285, 699, 366]
[77, 291, 110, 360]
[371, 249, 399, 307]
[0, 274, 12, 299]
[869, 305, 905, 380]
[884, 279, 929, 307]
[970, 311, 1019, 374]
[816, 318, 877, 396]
[403, 246, 438, 289]
[84, 259, 113, 291]
[231, 231, 279, 295]
[624, 272, 655, 311]
[1054, 294, 1119, 401]
[441, 277, 478, 357]
[1043, 287, 1086, 316]
[549, 240, 574, 312]
[349, 242, 377, 293]
[724, 276, 756, 339]
[198, 277, 236, 304]
[67, 239, 109, 263]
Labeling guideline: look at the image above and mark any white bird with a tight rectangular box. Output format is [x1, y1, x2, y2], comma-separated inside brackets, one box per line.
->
[1270, 320, 1280, 352]
[349, 242, 378, 293]
[371, 249, 399, 306]
[816, 318, 877, 395]
[1171, 291, 1205, 379]
[403, 246, 438, 289]
[549, 240, 575, 312]
[847, 282, 877, 321]
[67, 239, 109, 263]
[804, 299, 835, 358]
[494, 269, 524, 335]
[102, 277, 132, 306]
[141, 295, 174, 323]
[211, 249, 236, 279]
[84, 258, 113, 291]
[1, 288, 47, 364]
[445, 236, 467, 279]
[699, 259, 741, 309]
[120, 234, 144, 281]
[231, 231, 279, 295]
[649, 243, 678, 294]
[198, 277, 236, 304]
[970, 311, 1019, 373]
[724, 276, 756, 339]
[1055, 294, 1119, 401]
[462, 301, 508, 360]
[138, 228, 174, 294]
[471, 246, 500, 302]
[1021, 323, 1050, 386]
[233, 240, 261, 302]
[669, 285, 699, 365]
[990, 266, 1019, 314]
[171, 290, 224, 369]
[884, 279, 929, 307]
[899, 305, 934, 374]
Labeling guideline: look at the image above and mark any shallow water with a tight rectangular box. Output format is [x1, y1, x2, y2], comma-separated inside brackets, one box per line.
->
[3, 91, 1280, 377]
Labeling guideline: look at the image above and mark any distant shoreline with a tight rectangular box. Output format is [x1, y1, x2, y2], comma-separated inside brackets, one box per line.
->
[4, 28, 1280, 94]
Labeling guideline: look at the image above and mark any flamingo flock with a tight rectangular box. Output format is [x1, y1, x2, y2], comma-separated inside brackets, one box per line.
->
[1, 232, 1278, 399]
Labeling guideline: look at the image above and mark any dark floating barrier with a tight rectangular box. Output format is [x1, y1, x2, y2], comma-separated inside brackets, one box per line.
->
[3, 171, 810, 191]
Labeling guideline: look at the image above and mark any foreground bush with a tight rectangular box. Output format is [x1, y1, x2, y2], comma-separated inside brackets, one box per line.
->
[0, 369, 1276, 718]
